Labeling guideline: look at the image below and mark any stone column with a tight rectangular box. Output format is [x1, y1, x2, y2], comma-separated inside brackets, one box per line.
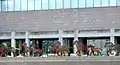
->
[59, 29, 63, 46]
[74, 29, 78, 55]
[25, 31, 30, 47]
[110, 28, 115, 44]
[11, 31, 16, 57]
[25, 31, 30, 57]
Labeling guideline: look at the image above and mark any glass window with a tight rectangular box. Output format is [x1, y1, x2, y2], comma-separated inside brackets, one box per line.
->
[0, 1, 1, 12]
[35, 0, 42, 10]
[86, 0, 93, 7]
[49, 0, 55, 9]
[28, 0, 34, 10]
[110, 0, 116, 6]
[42, 0, 48, 10]
[64, 0, 70, 8]
[94, 0, 101, 7]
[56, 0, 63, 9]
[21, 0, 27, 11]
[7, 0, 14, 11]
[102, 0, 109, 7]
[117, 0, 120, 6]
[79, 0, 85, 8]
[14, 0, 20, 11]
[1, 0, 7, 11]
[71, 0, 78, 8]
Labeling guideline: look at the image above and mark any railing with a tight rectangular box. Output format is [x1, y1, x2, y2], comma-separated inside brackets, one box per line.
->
[15, 32, 25, 36]
[79, 29, 110, 34]
[0, 32, 11, 36]
[63, 30, 74, 34]
[115, 29, 120, 32]
[30, 31, 59, 35]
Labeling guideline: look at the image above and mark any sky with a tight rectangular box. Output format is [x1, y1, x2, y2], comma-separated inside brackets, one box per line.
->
[1, 0, 120, 11]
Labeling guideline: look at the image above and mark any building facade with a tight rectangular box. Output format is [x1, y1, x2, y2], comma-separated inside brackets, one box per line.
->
[0, 0, 120, 55]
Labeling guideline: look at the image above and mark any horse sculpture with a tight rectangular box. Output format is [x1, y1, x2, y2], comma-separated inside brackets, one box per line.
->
[20, 42, 42, 57]
[104, 42, 117, 56]
[88, 45, 102, 56]
[74, 40, 89, 56]
[51, 41, 70, 56]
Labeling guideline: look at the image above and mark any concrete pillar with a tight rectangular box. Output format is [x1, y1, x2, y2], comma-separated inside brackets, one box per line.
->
[25, 31, 30, 47]
[110, 28, 115, 44]
[25, 31, 30, 57]
[59, 29, 63, 46]
[11, 31, 16, 57]
[74, 29, 78, 55]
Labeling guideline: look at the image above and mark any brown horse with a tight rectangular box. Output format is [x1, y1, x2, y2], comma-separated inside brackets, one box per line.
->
[74, 41, 89, 56]
[20, 42, 42, 57]
[51, 42, 70, 56]
[88, 45, 102, 56]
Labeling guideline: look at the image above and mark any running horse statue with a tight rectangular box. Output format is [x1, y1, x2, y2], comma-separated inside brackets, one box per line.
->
[0, 43, 7, 57]
[74, 40, 102, 56]
[88, 44, 102, 56]
[74, 40, 89, 56]
[104, 41, 117, 56]
[0, 42, 17, 57]
[51, 41, 70, 56]
[20, 42, 42, 57]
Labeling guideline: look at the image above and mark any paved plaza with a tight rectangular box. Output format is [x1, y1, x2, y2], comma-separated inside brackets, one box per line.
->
[0, 56, 120, 65]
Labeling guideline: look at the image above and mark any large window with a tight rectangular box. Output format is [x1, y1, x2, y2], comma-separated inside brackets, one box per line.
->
[94, 0, 101, 7]
[110, 0, 116, 6]
[49, 0, 55, 9]
[79, 0, 85, 8]
[71, 0, 78, 8]
[102, 0, 109, 7]
[0, 0, 119, 12]
[117, 0, 120, 6]
[1, 0, 7, 11]
[35, 0, 42, 10]
[56, 0, 63, 9]
[86, 0, 93, 7]
[21, 0, 27, 11]
[64, 0, 70, 8]
[42, 0, 49, 10]
[14, 0, 20, 11]
[7, 0, 14, 11]
[28, 0, 34, 10]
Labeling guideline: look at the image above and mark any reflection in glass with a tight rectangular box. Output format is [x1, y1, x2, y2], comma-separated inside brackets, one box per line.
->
[21, 0, 27, 11]
[71, 0, 78, 8]
[64, 0, 70, 8]
[86, 0, 93, 7]
[35, 0, 41, 10]
[56, 0, 63, 9]
[42, 0, 48, 10]
[79, 0, 85, 8]
[1, 0, 7, 11]
[49, 0, 55, 9]
[7, 0, 14, 11]
[110, 0, 116, 6]
[102, 0, 108, 7]
[15, 0, 20, 11]
[28, 0, 34, 10]
[94, 0, 101, 7]
[117, 0, 120, 6]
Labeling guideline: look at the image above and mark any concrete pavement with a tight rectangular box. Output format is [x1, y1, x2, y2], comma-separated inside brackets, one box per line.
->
[0, 56, 120, 65]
